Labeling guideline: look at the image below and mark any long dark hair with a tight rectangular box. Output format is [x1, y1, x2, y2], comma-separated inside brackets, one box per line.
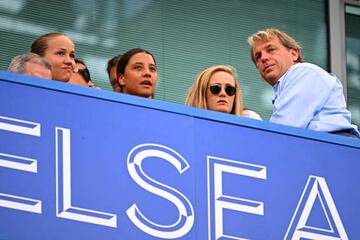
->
[116, 48, 156, 76]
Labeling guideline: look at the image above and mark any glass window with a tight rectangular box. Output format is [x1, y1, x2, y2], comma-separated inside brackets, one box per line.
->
[0, 0, 327, 120]
[345, 4, 360, 127]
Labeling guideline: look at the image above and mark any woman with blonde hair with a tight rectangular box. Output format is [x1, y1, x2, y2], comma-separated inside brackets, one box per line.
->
[186, 65, 262, 119]
[186, 65, 244, 116]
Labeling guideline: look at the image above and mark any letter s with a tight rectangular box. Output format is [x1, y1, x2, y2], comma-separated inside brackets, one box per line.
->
[126, 143, 194, 239]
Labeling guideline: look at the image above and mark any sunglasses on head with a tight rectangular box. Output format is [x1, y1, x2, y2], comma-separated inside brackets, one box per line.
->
[75, 68, 92, 83]
[209, 83, 237, 96]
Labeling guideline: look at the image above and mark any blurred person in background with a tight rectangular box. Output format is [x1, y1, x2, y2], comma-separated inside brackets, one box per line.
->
[107, 54, 122, 92]
[8, 52, 52, 80]
[69, 59, 94, 87]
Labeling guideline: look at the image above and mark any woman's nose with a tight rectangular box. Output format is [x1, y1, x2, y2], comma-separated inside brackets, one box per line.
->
[219, 87, 226, 96]
[143, 67, 151, 76]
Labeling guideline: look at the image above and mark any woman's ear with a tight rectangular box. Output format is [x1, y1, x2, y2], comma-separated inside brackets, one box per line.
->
[118, 74, 125, 86]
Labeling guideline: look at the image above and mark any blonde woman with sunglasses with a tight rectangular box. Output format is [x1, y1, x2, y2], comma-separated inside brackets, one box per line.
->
[186, 65, 262, 119]
[186, 65, 245, 116]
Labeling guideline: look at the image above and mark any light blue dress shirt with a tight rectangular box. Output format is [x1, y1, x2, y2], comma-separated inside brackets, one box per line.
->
[270, 63, 360, 137]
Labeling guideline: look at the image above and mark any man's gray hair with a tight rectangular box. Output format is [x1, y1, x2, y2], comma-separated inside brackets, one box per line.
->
[247, 28, 304, 63]
[8, 52, 52, 73]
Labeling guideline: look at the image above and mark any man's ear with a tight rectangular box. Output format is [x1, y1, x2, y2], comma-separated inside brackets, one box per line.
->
[290, 48, 300, 62]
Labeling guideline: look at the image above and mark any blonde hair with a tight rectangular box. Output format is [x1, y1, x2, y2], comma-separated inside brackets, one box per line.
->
[185, 65, 243, 116]
[247, 28, 304, 63]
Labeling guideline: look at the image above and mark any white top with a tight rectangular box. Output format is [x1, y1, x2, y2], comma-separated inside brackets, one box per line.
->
[243, 109, 262, 120]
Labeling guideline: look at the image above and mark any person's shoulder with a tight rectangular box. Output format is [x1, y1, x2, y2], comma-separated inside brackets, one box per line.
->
[289, 63, 337, 88]
[287, 63, 331, 82]
[291, 62, 327, 75]
[243, 109, 262, 120]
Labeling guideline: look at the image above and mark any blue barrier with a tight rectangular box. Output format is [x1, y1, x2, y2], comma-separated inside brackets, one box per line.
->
[0, 71, 359, 239]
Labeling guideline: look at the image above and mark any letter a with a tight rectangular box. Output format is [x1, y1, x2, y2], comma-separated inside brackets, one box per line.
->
[285, 175, 348, 240]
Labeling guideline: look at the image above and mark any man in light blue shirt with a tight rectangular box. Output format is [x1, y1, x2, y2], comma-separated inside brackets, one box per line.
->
[247, 28, 359, 138]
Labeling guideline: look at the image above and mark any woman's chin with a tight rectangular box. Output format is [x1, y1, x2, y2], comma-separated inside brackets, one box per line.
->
[211, 106, 231, 114]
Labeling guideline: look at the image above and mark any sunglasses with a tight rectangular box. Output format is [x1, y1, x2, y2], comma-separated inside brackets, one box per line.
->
[209, 83, 237, 96]
[75, 68, 92, 83]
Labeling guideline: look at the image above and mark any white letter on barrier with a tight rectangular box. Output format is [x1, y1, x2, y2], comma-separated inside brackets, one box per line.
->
[0, 116, 41, 214]
[56, 127, 117, 227]
[208, 156, 267, 240]
[285, 175, 348, 240]
[126, 143, 194, 239]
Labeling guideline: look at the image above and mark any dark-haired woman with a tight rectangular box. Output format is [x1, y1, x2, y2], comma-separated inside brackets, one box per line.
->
[117, 48, 157, 98]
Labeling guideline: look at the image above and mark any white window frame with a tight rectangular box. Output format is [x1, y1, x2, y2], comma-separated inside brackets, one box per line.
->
[328, 0, 360, 99]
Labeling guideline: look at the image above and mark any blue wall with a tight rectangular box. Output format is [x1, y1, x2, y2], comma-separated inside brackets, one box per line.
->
[0, 71, 359, 239]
